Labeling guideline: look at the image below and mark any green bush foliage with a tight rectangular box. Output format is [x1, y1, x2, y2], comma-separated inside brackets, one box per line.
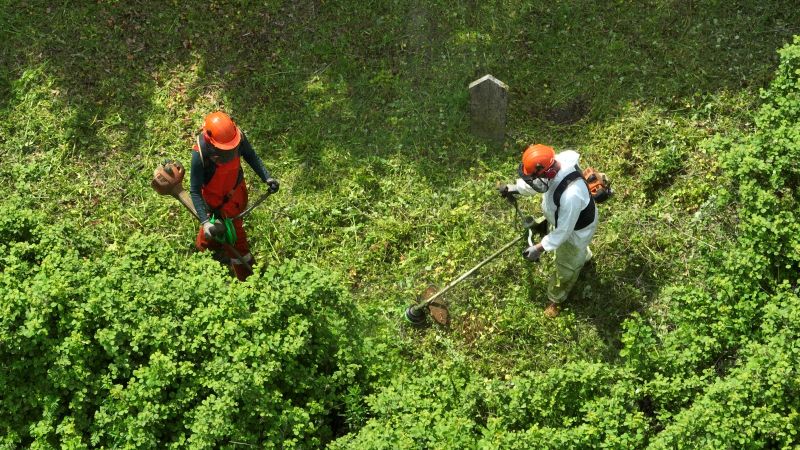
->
[642, 35, 800, 450]
[0, 202, 362, 449]
[329, 356, 483, 450]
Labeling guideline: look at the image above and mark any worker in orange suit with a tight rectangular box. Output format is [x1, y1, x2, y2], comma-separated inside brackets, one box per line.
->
[189, 111, 279, 281]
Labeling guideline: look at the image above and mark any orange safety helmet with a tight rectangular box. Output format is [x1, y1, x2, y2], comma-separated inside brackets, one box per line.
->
[202, 111, 241, 151]
[520, 144, 557, 179]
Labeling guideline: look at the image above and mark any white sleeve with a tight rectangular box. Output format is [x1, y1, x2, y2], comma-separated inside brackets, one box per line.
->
[512, 178, 539, 197]
[541, 186, 584, 251]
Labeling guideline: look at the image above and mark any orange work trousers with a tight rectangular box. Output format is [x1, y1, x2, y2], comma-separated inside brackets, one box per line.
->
[195, 181, 254, 281]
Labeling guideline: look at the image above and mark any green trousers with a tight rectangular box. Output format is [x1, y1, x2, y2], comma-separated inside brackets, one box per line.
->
[547, 242, 592, 304]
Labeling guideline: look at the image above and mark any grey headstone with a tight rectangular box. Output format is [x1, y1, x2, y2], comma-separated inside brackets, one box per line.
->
[469, 75, 508, 143]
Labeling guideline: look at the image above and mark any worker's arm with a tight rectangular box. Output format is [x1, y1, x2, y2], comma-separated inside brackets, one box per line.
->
[189, 152, 211, 223]
[239, 134, 271, 182]
[512, 178, 545, 196]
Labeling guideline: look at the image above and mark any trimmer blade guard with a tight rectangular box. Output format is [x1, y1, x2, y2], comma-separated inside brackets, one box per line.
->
[151, 160, 186, 196]
[428, 300, 449, 326]
[421, 284, 449, 326]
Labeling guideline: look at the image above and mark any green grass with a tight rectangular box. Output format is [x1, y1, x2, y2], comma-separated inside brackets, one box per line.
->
[1, 0, 798, 433]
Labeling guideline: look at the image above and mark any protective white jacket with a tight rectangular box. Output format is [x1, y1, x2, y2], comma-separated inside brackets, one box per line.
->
[513, 150, 598, 252]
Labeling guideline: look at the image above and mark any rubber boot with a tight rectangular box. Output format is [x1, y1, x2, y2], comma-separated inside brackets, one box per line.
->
[544, 302, 560, 318]
[231, 253, 254, 281]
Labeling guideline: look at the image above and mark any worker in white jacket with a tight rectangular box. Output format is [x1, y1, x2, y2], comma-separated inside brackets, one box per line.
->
[499, 144, 598, 318]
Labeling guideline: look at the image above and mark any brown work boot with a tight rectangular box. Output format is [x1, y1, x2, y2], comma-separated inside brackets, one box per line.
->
[544, 302, 560, 318]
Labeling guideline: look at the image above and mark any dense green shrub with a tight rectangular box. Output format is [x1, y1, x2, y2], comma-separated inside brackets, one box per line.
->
[0, 204, 362, 449]
[649, 286, 800, 448]
[328, 356, 484, 450]
[638, 35, 800, 450]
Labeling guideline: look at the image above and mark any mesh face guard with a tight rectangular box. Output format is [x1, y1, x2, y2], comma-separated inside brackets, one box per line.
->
[518, 163, 549, 193]
[208, 145, 239, 164]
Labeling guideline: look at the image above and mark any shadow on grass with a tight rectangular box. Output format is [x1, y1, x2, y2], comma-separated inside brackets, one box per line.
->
[2, 1, 798, 183]
[0, 0, 794, 345]
[566, 253, 659, 360]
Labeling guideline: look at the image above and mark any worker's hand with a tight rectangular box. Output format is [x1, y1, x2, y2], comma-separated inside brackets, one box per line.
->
[202, 221, 221, 239]
[497, 184, 516, 200]
[265, 178, 280, 194]
[522, 244, 542, 262]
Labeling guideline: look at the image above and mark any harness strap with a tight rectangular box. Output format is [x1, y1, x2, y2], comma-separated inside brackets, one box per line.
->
[196, 135, 207, 166]
[553, 168, 595, 231]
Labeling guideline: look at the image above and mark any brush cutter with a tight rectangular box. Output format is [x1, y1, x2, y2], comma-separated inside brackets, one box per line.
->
[151, 160, 198, 218]
[404, 196, 546, 327]
[151, 159, 270, 274]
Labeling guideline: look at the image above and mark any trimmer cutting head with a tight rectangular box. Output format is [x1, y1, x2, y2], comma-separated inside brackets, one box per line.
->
[404, 285, 449, 327]
[404, 305, 427, 326]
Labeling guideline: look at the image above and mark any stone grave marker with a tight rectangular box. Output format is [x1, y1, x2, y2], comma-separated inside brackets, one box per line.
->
[469, 74, 508, 143]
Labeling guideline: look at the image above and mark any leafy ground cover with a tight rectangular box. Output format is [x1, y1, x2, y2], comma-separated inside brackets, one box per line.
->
[0, 205, 363, 448]
[1, 0, 799, 448]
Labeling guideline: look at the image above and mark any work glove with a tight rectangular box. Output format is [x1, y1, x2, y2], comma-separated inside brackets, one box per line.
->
[265, 178, 280, 194]
[202, 221, 223, 239]
[497, 184, 517, 200]
[522, 244, 542, 262]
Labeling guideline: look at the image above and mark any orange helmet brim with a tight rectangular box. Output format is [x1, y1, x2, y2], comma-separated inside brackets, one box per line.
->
[206, 126, 241, 150]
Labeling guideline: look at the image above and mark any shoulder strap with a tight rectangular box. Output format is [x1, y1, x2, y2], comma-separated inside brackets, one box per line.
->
[553, 169, 583, 208]
[553, 167, 596, 230]
[196, 134, 212, 167]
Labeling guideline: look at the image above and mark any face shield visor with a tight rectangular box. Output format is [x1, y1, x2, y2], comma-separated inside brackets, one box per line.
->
[518, 163, 549, 193]
[208, 145, 239, 164]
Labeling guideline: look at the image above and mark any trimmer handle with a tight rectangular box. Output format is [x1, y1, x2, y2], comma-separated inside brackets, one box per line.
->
[508, 194, 548, 236]
[209, 220, 227, 237]
[528, 217, 548, 237]
[504, 192, 519, 205]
